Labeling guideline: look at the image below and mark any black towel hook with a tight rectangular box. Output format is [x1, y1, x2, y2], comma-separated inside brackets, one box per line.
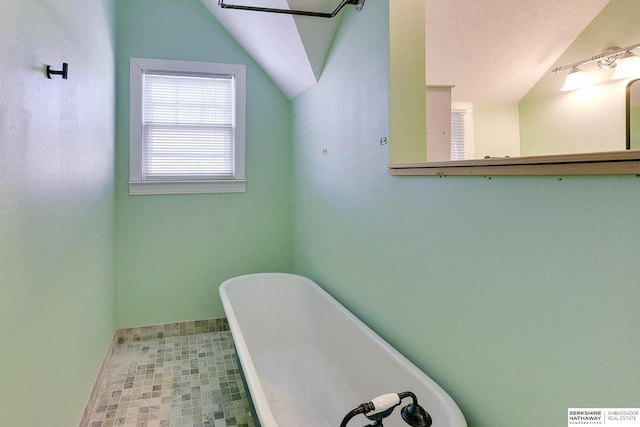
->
[46, 63, 68, 79]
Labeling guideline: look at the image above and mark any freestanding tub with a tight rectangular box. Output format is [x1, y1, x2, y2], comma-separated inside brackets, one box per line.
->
[219, 273, 467, 427]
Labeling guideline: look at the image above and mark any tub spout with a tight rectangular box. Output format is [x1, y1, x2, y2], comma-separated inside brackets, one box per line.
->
[339, 391, 432, 427]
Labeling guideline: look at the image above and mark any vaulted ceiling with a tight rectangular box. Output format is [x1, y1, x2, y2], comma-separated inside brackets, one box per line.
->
[202, 0, 612, 102]
[201, 0, 348, 99]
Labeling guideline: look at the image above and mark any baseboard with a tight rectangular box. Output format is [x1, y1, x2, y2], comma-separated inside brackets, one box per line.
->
[77, 332, 117, 427]
[115, 318, 229, 343]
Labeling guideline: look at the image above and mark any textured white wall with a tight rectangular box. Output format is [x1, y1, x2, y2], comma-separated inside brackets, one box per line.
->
[0, 0, 116, 425]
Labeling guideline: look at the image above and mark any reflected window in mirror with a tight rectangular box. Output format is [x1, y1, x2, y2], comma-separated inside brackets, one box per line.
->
[451, 102, 474, 160]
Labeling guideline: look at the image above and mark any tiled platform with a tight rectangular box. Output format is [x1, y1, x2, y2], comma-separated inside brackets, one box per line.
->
[87, 324, 256, 427]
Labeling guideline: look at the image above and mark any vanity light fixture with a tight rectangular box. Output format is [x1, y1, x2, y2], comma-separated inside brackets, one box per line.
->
[610, 50, 640, 80]
[560, 67, 591, 91]
[552, 42, 640, 91]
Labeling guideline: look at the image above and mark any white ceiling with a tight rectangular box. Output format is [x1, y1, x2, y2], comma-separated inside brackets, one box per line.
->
[201, 0, 347, 99]
[202, 0, 612, 102]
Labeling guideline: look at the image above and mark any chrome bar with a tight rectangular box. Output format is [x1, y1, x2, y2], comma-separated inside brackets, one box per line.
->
[217, 0, 364, 18]
[551, 42, 640, 73]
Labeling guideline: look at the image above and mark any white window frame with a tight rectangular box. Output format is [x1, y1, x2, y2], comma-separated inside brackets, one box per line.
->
[129, 57, 246, 195]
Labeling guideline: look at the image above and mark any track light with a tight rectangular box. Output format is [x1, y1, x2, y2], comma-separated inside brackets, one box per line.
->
[552, 42, 640, 91]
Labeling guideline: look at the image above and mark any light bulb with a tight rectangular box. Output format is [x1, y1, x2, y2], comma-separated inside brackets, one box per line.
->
[610, 51, 640, 80]
[561, 67, 592, 91]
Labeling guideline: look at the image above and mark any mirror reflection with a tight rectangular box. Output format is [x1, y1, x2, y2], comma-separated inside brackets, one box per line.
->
[426, 0, 640, 162]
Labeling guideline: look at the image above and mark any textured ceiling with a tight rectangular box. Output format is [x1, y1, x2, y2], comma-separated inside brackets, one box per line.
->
[427, 0, 612, 102]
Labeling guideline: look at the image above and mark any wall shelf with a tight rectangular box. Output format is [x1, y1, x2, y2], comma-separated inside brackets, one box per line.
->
[388, 150, 640, 176]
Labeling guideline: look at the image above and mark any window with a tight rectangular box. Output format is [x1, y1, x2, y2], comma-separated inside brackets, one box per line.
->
[451, 102, 474, 161]
[451, 111, 467, 161]
[129, 58, 246, 195]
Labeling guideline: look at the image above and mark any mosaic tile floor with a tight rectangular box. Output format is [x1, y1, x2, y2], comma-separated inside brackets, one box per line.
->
[88, 331, 256, 427]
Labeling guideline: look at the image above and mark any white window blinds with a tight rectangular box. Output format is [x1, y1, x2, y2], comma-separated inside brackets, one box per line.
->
[451, 110, 467, 161]
[142, 72, 235, 179]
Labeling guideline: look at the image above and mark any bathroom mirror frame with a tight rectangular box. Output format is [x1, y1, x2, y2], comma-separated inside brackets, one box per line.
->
[388, 150, 640, 176]
[390, 77, 640, 176]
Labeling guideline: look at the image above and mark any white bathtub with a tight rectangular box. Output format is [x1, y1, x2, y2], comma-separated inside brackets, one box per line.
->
[219, 273, 467, 427]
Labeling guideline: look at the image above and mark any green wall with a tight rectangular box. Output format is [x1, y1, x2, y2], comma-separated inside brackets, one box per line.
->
[472, 101, 520, 159]
[292, 2, 640, 427]
[0, 0, 117, 425]
[2, 1, 638, 426]
[115, 0, 293, 327]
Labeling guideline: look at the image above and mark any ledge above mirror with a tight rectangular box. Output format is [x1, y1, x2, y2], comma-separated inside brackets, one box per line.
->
[388, 150, 640, 176]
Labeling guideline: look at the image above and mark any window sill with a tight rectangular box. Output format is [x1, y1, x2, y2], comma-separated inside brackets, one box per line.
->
[388, 150, 640, 176]
[129, 180, 246, 195]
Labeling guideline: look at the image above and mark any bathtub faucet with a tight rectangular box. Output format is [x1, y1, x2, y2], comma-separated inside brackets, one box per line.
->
[339, 391, 432, 427]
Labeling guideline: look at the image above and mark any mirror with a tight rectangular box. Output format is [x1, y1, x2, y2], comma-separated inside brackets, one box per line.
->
[425, 0, 640, 162]
[628, 79, 640, 150]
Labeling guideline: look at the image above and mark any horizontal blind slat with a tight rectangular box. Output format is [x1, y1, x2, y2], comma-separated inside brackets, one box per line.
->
[142, 72, 235, 179]
[451, 111, 466, 161]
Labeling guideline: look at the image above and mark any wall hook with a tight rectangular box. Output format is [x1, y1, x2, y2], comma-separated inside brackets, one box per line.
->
[46, 63, 68, 79]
